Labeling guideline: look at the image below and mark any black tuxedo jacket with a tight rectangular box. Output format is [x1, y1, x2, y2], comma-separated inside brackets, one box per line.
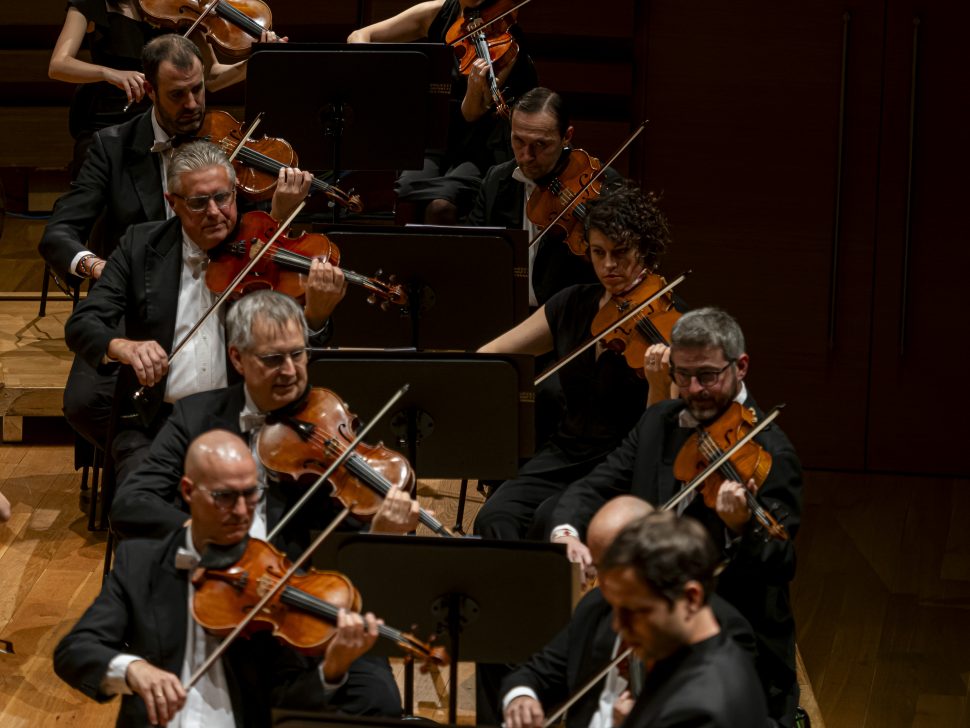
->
[465, 158, 607, 305]
[110, 384, 341, 560]
[40, 110, 165, 281]
[500, 589, 757, 728]
[53, 529, 336, 727]
[551, 396, 802, 709]
[65, 218, 331, 431]
[624, 632, 768, 728]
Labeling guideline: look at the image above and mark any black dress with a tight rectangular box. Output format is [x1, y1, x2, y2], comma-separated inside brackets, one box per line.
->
[395, 0, 539, 215]
[473, 283, 649, 540]
[66, 0, 164, 176]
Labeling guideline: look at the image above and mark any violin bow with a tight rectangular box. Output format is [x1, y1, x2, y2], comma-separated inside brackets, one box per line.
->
[182, 0, 219, 40]
[661, 404, 785, 513]
[528, 120, 648, 251]
[224, 113, 262, 164]
[543, 646, 632, 728]
[186, 383, 411, 690]
[132, 201, 305, 407]
[447, 0, 534, 46]
[535, 271, 689, 385]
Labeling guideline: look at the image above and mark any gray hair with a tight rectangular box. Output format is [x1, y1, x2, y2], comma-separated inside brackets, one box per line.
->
[167, 141, 236, 196]
[226, 290, 308, 352]
[670, 307, 746, 361]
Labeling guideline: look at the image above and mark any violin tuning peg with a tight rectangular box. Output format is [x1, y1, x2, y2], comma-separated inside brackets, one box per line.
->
[374, 268, 383, 278]
[388, 273, 397, 283]
[366, 294, 377, 306]
[380, 301, 390, 312]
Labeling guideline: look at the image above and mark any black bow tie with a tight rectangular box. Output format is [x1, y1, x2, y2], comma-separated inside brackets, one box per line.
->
[150, 134, 196, 153]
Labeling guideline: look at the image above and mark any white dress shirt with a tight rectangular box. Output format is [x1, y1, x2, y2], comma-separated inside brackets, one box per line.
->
[238, 386, 269, 540]
[512, 167, 542, 307]
[164, 231, 228, 403]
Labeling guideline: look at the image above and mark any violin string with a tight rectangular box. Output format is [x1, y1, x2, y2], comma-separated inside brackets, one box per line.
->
[211, 0, 269, 41]
[632, 311, 666, 345]
[279, 425, 446, 532]
[695, 433, 774, 523]
[256, 243, 383, 294]
[235, 146, 339, 195]
[278, 584, 418, 650]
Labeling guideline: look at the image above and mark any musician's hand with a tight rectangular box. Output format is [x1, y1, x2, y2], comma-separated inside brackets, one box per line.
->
[716, 478, 755, 533]
[303, 258, 347, 330]
[103, 68, 146, 104]
[107, 338, 169, 387]
[553, 534, 596, 584]
[270, 166, 313, 222]
[643, 343, 672, 396]
[322, 609, 380, 682]
[371, 484, 421, 535]
[461, 58, 492, 121]
[612, 689, 635, 726]
[259, 29, 288, 44]
[504, 695, 545, 728]
[126, 659, 186, 726]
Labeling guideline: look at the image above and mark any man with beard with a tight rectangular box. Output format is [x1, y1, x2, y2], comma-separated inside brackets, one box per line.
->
[546, 307, 803, 727]
[42, 33, 313, 454]
[65, 141, 345, 483]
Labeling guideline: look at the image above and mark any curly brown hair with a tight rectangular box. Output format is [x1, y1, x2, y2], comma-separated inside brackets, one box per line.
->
[583, 180, 671, 270]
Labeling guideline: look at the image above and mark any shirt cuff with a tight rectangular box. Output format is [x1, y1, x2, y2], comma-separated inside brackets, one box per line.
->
[550, 524, 580, 541]
[70, 250, 93, 277]
[101, 654, 144, 696]
[503, 685, 540, 710]
[318, 664, 349, 694]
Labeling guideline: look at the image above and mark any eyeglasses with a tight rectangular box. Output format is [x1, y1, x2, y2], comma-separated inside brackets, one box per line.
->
[255, 347, 308, 370]
[172, 189, 235, 212]
[196, 484, 267, 510]
[669, 360, 735, 388]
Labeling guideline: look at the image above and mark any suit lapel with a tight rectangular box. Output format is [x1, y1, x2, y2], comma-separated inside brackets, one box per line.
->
[143, 218, 184, 353]
[127, 112, 166, 222]
[150, 531, 190, 673]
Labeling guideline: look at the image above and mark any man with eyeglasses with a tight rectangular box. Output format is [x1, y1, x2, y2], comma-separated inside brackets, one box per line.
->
[43, 34, 310, 463]
[544, 307, 803, 728]
[56, 429, 402, 727]
[65, 141, 346, 485]
[110, 289, 419, 557]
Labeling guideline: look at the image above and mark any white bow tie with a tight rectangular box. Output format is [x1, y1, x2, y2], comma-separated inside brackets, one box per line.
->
[239, 411, 266, 433]
[174, 547, 200, 570]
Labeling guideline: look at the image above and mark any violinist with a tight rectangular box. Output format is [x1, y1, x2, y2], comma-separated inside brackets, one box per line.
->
[54, 429, 401, 727]
[49, 0, 284, 176]
[110, 289, 421, 555]
[497, 496, 756, 728]
[348, 0, 538, 224]
[597, 511, 768, 728]
[43, 35, 312, 456]
[473, 181, 674, 542]
[64, 142, 344, 484]
[548, 308, 803, 727]
[467, 87, 616, 305]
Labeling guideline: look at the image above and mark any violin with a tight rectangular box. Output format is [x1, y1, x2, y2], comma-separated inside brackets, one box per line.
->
[526, 149, 603, 256]
[206, 211, 407, 309]
[257, 388, 453, 537]
[672, 402, 789, 541]
[199, 110, 363, 213]
[192, 536, 448, 665]
[138, 0, 273, 62]
[445, 0, 529, 118]
[591, 270, 682, 373]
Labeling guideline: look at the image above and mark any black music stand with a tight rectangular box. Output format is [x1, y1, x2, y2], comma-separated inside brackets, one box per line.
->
[307, 353, 533, 479]
[324, 534, 576, 725]
[312, 226, 529, 350]
[246, 45, 448, 174]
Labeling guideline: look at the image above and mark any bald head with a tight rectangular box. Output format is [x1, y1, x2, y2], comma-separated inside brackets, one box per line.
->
[587, 496, 654, 565]
[184, 429, 254, 482]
